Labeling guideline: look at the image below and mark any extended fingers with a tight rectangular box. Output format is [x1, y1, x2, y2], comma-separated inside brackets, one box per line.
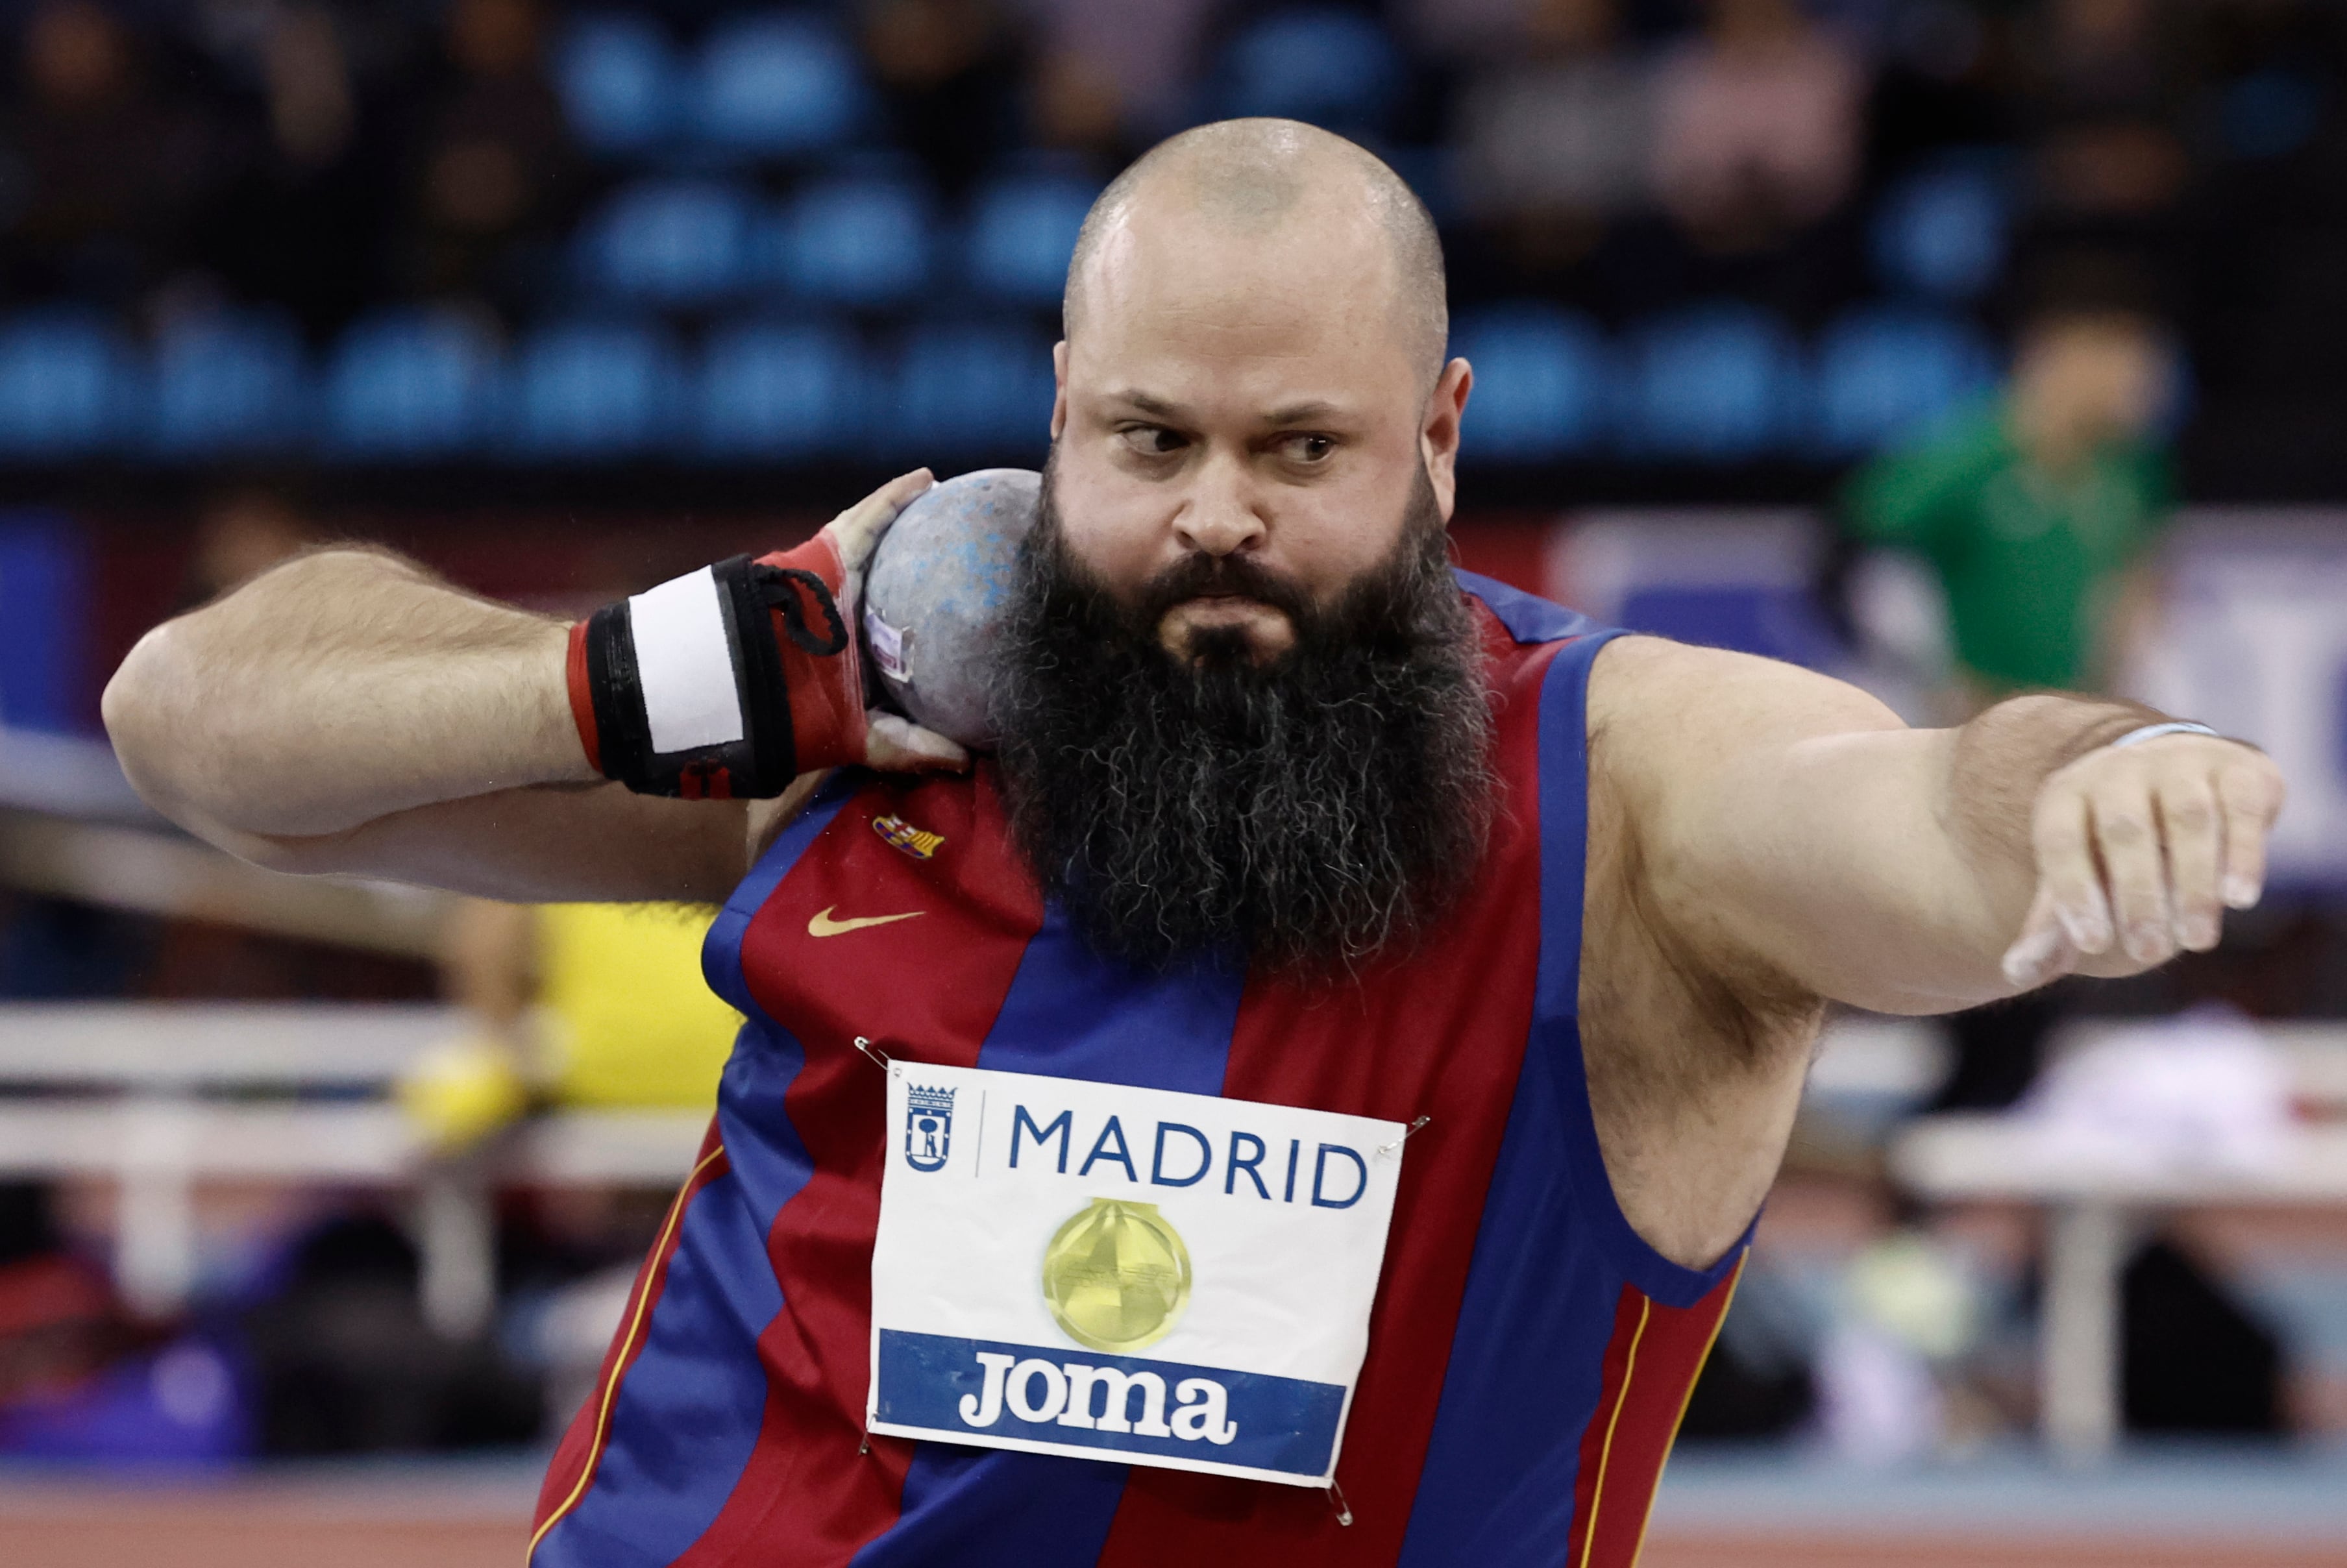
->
[2157, 778, 2224, 951]
[2001, 881, 2083, 990]
[2217, 759, 2285, 909]
[2030, 786, 2111, 955]
[2018, 739, 2286, 985]
[2090, 777, 2174, 964]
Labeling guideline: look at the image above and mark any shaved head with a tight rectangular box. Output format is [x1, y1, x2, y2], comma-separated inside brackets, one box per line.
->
[1064, 118, 1449, 387]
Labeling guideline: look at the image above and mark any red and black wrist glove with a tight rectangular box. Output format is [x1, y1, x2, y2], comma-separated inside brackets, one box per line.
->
[566, 533, 868, 800]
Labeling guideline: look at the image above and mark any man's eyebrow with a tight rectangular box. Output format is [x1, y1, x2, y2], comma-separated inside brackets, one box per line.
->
[1262, 400, 1345, 426]
[1104, 389, 1188, 420]
[1098, 391, 1355, 426]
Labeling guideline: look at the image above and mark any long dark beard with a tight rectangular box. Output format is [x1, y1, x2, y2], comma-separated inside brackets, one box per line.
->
[991, 462, 1495, 975]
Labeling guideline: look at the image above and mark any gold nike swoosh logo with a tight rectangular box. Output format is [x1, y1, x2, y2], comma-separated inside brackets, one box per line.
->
[807, 905, 927, 938]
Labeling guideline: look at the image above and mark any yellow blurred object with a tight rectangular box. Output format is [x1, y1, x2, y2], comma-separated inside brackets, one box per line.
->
[398, 1033, 533, 1153]
[536, 903, 739, 1109]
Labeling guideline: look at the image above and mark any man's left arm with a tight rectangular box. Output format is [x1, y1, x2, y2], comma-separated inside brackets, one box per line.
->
[1600, 639, 2288, 1016]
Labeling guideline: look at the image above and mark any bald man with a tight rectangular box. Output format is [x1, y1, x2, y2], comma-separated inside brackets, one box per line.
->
[106, 121, 2282, 1567]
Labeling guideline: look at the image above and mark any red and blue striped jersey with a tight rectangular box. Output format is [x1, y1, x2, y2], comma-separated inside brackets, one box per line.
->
[530, 572, 1747, 1568]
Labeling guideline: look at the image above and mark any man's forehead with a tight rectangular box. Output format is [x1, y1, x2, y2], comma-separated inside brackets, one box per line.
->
[1088, 198, 1408, 325]
[1088, 198, 1395, 319]
[1067, 216, 1418, 415]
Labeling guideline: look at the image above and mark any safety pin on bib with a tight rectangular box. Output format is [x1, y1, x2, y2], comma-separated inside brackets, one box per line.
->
[854, 1035, 895, 1073]
[1378, 1116, 1430, 1157]
[1327, 1479, 1354, 1526]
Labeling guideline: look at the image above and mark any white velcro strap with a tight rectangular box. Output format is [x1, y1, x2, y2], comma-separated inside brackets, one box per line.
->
[630, 567, 744, 753]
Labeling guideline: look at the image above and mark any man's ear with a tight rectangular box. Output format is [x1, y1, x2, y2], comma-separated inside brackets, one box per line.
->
[1421, 357, 1473, 522]
[1050, 341, 1070, 441]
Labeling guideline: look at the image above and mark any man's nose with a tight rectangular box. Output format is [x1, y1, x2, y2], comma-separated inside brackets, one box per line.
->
[1171, 466, 1266, 558]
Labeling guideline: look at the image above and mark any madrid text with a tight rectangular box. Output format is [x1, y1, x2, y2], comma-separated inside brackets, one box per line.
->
[1000, 1107, 1370, 1209]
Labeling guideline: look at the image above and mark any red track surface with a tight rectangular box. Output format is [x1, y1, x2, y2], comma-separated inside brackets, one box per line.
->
[1642, 1533, 2347, 1567]
[6, 1495, 2344, 1568]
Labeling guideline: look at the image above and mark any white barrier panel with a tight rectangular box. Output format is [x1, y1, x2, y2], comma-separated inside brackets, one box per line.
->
[2130, 512, 2347, 890]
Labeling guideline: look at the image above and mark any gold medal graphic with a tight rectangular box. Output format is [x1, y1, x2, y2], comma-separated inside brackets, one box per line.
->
[1040, 1198, 1193, 1354]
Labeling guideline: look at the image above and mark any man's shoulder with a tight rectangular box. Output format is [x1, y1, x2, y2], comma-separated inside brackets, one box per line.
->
[1454, 569, 1606, 646]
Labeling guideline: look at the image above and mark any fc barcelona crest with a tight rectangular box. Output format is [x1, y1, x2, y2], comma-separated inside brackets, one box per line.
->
[904, 1084, 955, 1172]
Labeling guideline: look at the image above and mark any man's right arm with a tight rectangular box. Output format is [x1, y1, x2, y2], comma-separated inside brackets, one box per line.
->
[102, 546, 767, 903]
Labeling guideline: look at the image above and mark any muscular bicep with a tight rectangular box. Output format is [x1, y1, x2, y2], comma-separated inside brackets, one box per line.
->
[217, 772, 824, 905]
[1598, 639, 2009, 1016]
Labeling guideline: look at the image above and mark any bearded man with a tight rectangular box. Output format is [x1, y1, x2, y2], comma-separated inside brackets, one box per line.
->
[104, 121, 2283, 1567]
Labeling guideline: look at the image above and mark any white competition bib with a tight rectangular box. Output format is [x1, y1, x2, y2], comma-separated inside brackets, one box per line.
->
[866, 1061, 1407, 1487]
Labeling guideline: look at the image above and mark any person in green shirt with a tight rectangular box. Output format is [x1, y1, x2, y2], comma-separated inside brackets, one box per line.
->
[1848, 304, 2176, 713]
[1846, 303, 2178, 1114]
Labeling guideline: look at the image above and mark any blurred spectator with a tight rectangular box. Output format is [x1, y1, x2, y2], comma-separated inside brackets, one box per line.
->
[1019, 0, 1214, 154]
[2029, 0, 2187, 220]
[1395, 0, 1555, 66]
[191, 2, 400, 339]
[0, 1186, 119, 1420]
[1454, 0, 1651, 271]
[1863, 0, 2009, 178]
[0, 1, 211, 307]
[1650, 0, 1865, 254]
[406, 0, 580, 312]
[863, 0, 1030, 196]
[240, 1212, 539, 1455]
[421, 896, 741, 1431]
[1847, 296, 2175, 1112]
[174, 482, 317, 614]
[1846, 300, 2174, 711]
[414, 898, 738, 1153]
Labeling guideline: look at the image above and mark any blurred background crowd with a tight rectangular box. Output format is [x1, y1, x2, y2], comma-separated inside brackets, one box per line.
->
[1, 1, 2346, 1560]
[0, 0, 2329, 480]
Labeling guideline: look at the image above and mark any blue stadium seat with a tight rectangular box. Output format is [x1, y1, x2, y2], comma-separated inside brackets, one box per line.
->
[554, 13, 678, 154]
[1812, 306, 1997, 456]
[690, 12, 865, 158]
[696, 318, 865, 458]
[2225, 67, 2326, 160]
[149, 309, 310, 456]
[1870, 156, 2010, 302]
[1624, 304, 1803, 461]
[1449, 304, 1611, 460]
[0, 310, 133, 459]
[323, 308, 504, 459]
[580, 178, 757, 306]
[505, 320, 682, 459]
[1216, 8, 1405, 134]
[771, 177, 933, 306]
[966, 173, 1098, 306]
[885, 320, 1055, 459]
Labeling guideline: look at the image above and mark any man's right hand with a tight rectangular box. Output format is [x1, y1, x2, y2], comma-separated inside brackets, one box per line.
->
[103, 472, 966, 905]
[820, 471, 976, 774]
[569, 469, 966, 799]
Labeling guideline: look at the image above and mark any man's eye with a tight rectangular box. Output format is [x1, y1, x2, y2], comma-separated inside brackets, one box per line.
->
[1284, 434, 1335, 462]
[1120, 426, 1186, 455]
